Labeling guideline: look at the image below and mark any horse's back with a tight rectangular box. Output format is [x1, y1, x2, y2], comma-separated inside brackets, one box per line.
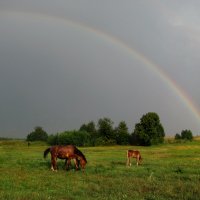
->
[127, 149, 141, 158]
[50, 145, 75, 159]
[46, 144, 86, 161]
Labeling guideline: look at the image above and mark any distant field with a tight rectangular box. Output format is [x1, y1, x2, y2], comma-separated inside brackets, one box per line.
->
[0, 139, 200, 200]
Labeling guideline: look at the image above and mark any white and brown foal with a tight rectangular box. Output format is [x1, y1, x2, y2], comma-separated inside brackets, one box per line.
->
[126, 150, 142, 166]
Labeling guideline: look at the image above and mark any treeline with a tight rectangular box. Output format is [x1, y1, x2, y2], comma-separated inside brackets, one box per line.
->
[27, 112, 168, 146]
[47, 119, 130, 146]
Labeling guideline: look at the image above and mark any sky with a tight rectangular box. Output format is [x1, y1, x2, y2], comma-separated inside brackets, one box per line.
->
[0, 0, 200, 138]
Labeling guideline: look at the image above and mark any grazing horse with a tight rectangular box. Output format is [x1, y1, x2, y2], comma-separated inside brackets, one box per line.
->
[44, 145, 87, 171]
[126, 150, 142, 166]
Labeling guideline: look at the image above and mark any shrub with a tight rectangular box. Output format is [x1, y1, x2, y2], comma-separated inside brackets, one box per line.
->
[175, 133, 181, 140]
[94, 137, 116, 146]
[47, 131, 91, 146]
[181, 130, 193, 141]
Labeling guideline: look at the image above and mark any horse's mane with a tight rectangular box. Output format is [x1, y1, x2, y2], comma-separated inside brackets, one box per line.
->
[74, 146, 87, 163]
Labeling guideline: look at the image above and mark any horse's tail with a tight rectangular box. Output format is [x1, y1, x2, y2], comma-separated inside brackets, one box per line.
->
[74, 146, 87, 163]
[127, 150, 129, 158]
[44, 147, 51, 159]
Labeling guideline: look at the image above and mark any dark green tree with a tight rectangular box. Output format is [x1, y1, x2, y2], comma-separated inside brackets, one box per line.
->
[79, 121, 97, 146]
[181, 129, 193, 141]
[27, 126, 48, 141]
[79, 124, 87, 132]
[131, 112, 165, 146]
[47, 134, 59, 145]
[115, 121, 130, 145]
[175, 133, 181, 140]
[80, 121, 96, 134]
[47, 131, 91, 146]
[97, 117, 115, 144]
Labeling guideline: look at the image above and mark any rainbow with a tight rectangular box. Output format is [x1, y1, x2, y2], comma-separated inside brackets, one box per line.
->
[1, 10, 200, 123]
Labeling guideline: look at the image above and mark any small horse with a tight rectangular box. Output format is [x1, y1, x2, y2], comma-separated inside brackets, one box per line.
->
[44, 145, 87, 171]
[64, 157, 80, 170]
[126, 150, 142, 166]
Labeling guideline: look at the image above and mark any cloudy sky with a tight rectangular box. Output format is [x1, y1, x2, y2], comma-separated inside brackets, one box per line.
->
[0, 0, 200, 138]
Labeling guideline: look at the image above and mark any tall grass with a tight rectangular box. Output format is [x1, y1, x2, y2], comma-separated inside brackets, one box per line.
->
[0, 140, 200, 199]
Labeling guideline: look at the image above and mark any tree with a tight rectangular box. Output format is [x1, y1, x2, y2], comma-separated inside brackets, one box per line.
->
[97, 117, 115, 144]
[27, 126, 48, 141]
[47, 131, 91, 146]
[181, 129, 193, 141]
[175, 133, 181, 140]
[115, 121, 130, 145]
[47, 134, 59, 145]
[79, 121, 97, 146]
[131, 112, 165, 146]
[80, 121, 96, 134]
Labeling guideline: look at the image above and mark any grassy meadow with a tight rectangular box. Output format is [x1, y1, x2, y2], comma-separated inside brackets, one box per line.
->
[0, 139, 200, 200]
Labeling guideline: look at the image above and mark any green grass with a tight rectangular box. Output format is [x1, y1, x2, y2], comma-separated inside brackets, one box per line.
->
[0, 140, 200, 200]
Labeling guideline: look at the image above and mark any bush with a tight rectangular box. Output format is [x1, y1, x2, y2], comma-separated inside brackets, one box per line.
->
[181, 130, 193, 141]
[47, 131, 91, 146]
[175, 133, 181, 140]
[94, 137, 116, 146]
[47, 134, 59, 145]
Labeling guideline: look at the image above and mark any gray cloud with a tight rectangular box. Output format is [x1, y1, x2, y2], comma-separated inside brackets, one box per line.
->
[0, 0, 200, 138]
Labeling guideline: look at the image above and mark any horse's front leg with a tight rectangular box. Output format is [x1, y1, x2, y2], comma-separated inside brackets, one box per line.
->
[73, 158, 79, 171]
[64, 159, 67, 170]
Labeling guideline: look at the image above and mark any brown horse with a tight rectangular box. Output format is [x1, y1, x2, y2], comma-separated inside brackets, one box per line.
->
[44, 145, 87, 171]
[126, 150, 142, 166]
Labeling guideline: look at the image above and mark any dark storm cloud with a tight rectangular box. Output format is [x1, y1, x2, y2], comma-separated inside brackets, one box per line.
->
[0, 0, 200, 137]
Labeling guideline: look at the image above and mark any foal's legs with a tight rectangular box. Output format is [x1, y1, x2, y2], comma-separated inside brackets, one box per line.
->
[74, 158, 80, 170]
[136, 155, 142, 166]
[136, 157, 139, 166]
[65, 158, 72, 170]
[126, 150, 131, 166]
[126, 157, 131, 166]
[65, 158, 80, 171]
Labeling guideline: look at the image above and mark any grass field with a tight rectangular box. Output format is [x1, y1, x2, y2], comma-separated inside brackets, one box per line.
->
[0, 139, 200, 200]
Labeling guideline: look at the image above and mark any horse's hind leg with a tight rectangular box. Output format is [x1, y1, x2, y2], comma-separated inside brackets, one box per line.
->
[51, 156, 57, 171]
[127, 157, 131, 167]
